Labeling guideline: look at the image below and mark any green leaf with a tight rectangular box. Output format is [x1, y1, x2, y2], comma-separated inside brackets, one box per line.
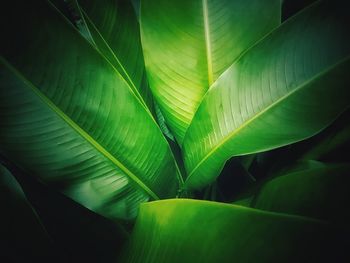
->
[301, 116, 350, 161]
[0, 164, 55, 262]
[154, 102, 176, 141]
[77, 0, 154, 113]
[120, 199, 346, 263]
[183, 0, 350, 189]
[282, 0, 318, 21]
[2, 159, 129, 262]
[141, 0, 281, 144]
[0, 0, 178, 219]
[252, 163, 350, 225]
[50, 0, 96, 44]
[131, 0, 141, 20]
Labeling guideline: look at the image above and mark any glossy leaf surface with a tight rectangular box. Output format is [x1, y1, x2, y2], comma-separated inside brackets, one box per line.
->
[0, 0, 178, 220]
[183, 0, 350, 189]
[141, 0, 281, 143]
[77, 0, 154, 112]
[120, 199, 346, 263]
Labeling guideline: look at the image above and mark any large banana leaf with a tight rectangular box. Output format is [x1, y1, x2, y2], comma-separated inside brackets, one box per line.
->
[141, 0, 281, 144]
[0, 165, 56, 262]
[76, 0, 154, 112]
[58, 0, 175, 141]
[183, 0, 350, 189]
[0, 0, 178, 219]
[120, 199, 347, 263]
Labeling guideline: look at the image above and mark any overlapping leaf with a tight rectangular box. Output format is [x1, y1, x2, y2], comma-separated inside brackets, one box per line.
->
[141, 0, 281, 144]
[77, 0, 154, 112]
[252, 163, 350, 225]
[183, 0, 350, 189]
[0, 165, 55, 262]
[0, 0, 178, 220]
[120, 199, 346, 263]
[1, 160, 129, 262]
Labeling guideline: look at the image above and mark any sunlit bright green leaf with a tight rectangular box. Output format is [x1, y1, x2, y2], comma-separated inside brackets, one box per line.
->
[183, 0, 350, 189]
[120, 199, 346, 263]
[141, 0, 281, 144]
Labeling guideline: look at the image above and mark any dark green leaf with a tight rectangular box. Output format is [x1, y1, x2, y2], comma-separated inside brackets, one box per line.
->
[2, 160, 128, 262]
[0, 0, 178, 220]
[252, 163, 350, 225]
[0, 164, 56, 263]
[77, 0, 154, 112]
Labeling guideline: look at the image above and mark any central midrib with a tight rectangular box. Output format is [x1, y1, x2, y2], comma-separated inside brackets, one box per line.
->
[80, 9, 143, 102]
[1, 56, 160, 201]
[187, 56, 350, 181]
[47, 0, 185, 187]
[202, 0, 214, 86]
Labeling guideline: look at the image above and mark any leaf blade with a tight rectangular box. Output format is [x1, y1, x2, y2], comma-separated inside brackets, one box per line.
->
[252, 163, 350, 225]
[183, 0, 350, 189]
[0, 0, 178, 219]
[141, 0, 281, 143]
[77, 0, 154, 112]
[120, 199, 345, 263]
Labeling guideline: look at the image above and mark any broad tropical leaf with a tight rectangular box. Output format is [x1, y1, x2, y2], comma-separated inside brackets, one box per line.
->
[141, 0, 281, 144]
[77, 0, 154, 112]
[0, 0, 178, 219]
[183, 0, 350, 189]
[0, 165, 55, 262]
[61, 0, 174, 140]
[252, 163, 350, 225]
[120, 199, 346, 263]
